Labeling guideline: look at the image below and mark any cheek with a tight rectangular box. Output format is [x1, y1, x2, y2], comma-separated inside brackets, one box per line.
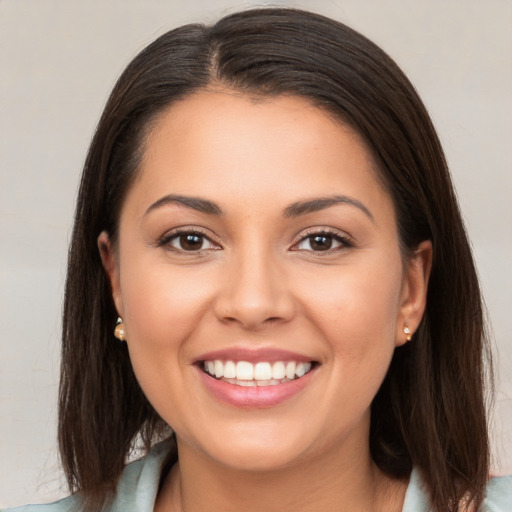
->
[116, 261, 218, 430]
[301, 255, 403, 363]
[316, 265, 402, 421]
[117, 254, 217, 402]
[120, 259, 213, 346]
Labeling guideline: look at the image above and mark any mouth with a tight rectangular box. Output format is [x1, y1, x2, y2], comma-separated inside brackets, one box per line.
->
[195, 348, 319, 407]
[200, 359, 316, 387]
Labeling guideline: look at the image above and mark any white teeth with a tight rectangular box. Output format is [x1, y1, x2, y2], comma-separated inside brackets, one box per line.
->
[254, 362, 272, 380]
[237, 379, 254, 387]
[214, 360, 223, 378]
[285, 361, 296, 379]
[296, 362, 311, 378]
[236, 361, 254, 380]
[224, 360, 236, 379]
[203, 359, 313, 384]
[272, 361, 286, 379]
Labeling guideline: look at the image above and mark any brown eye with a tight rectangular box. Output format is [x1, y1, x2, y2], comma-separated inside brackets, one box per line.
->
[293, 231, 351, 253]
[163, 231, 219, 252]
[309, 235, 333, 251]
[179, 233, 204, 251]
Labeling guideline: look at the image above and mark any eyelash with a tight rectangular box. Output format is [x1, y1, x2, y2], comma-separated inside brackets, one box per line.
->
[158, 227, 353, 254]
[291, 229, 353, 254]
[158, 228, 221, 253]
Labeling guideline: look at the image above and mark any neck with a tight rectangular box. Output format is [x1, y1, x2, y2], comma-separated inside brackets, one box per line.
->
[156, 434, 407, 512]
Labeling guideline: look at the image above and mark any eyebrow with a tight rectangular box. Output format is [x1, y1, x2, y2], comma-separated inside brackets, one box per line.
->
[283, 195, 374, 221]
[144, 194, 223, 216]
[144, 193, 373, 222]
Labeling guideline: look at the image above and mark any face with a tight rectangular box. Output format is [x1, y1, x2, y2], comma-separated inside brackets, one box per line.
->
[99, 90, 430, 472]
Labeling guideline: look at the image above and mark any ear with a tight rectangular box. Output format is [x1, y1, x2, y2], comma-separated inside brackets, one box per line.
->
[396, 240, 432, 346]
[97, 231, 124, 317]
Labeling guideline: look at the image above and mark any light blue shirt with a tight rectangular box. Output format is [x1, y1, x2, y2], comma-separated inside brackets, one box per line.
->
[3, 442, 511, 511]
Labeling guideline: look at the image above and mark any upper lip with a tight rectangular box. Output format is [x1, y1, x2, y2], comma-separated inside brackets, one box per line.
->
[194, 347, 316, 364]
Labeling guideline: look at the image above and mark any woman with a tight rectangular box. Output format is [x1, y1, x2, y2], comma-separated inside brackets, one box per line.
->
[4, 7, 510, 512]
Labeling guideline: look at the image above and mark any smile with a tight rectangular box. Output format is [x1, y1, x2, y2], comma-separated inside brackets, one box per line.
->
[202, 360, 313, 387]
[195, 348, 318, 407]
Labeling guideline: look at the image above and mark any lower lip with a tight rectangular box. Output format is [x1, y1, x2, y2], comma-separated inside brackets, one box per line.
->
[197, 367, 315, 408]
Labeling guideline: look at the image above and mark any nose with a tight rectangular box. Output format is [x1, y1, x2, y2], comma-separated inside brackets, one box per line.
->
[213, 246, 295, 330]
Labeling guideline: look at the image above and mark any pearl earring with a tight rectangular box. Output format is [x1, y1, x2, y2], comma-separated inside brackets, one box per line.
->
[114, 317, 126, 342]
[403, 326, 412, 342]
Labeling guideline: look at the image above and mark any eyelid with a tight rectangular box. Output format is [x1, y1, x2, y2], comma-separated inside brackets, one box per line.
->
[157, 226, 222, 251]
[290, 227, 354, 252]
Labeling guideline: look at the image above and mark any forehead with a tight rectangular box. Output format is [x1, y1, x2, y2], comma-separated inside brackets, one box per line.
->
[126, 89, 393, 220]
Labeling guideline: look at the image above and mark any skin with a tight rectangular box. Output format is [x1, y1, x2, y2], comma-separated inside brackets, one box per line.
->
[99, 90, 432, 511]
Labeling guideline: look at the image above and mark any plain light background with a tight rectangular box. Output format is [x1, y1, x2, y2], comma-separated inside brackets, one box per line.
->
[1, 0, 511, 507]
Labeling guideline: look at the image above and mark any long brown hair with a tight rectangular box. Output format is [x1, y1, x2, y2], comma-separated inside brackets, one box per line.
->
[60, 8, 491, 511]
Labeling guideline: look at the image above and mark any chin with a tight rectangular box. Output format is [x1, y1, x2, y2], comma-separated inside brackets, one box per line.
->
[179, 414, 348, 473]
[205, 440, 310, 472]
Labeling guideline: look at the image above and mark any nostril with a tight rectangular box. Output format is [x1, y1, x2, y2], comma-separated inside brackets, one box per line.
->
[264, 316, 283, 323]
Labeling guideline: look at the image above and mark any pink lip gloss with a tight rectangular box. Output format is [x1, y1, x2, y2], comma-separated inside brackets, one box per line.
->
[196, 364, 315, 408]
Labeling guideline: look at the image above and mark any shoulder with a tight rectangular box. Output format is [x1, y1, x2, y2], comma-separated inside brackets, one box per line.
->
[482, 474, 512, 511]
[403, 469, 512, 512]
[2, 440, 175, 512]
[108, 439, 174, 512]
